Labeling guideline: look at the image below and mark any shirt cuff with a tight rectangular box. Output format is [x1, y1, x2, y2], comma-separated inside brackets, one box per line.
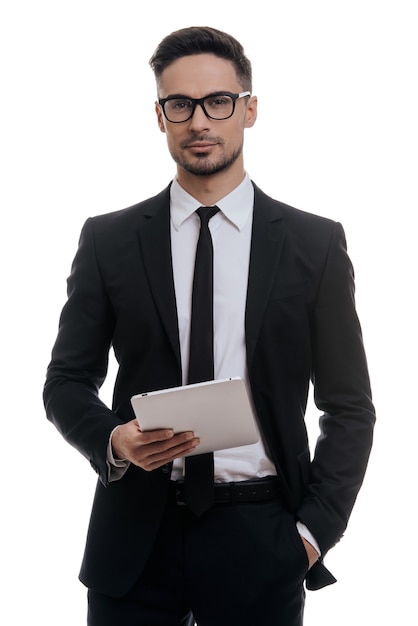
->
[106, 426, 130, 482]
[296, 521, 321, 556]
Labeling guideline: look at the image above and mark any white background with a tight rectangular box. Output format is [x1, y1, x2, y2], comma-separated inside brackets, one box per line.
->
[1, 1, 417, 624]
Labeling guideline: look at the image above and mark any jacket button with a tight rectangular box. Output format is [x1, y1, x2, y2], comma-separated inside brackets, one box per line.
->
[161, 464, 170, 474]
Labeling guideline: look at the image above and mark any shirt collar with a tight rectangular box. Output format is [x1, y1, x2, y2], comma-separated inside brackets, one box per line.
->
[170, 173, 254, 231]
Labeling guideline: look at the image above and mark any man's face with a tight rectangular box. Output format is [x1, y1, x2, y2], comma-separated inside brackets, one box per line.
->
[155, 54, 257, 178]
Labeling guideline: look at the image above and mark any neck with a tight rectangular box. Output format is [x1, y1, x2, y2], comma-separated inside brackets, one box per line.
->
[176, 164, 246, 206]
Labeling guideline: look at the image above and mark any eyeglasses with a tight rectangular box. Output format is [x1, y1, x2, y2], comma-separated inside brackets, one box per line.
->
[158, 91, 251, 123]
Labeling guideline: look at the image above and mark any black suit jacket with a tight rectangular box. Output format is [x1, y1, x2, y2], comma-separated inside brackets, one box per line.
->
[44, 183, 375, 596]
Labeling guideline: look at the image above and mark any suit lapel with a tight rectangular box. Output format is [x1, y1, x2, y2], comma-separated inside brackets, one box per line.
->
[136, 186, 181, 367]
[245, 185, 297, 507]
[245, 184, 286, 368]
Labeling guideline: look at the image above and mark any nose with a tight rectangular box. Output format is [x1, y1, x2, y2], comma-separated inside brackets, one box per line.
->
[188, 103, 210, 132]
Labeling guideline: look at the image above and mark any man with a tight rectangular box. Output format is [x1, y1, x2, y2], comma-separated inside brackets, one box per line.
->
[43, 26, 375, 625]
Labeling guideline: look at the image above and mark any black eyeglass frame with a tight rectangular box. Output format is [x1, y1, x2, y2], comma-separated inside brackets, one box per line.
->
[158, 91, 251, 123]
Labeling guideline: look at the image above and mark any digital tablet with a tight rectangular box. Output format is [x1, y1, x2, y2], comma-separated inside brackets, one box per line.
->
[130, 377, 259, 456]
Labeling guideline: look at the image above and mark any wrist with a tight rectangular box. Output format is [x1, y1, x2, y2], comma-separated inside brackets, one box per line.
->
[109, 425, 127, 462]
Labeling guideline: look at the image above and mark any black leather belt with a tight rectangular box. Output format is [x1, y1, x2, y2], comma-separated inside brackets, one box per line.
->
[171, 477, 280, 506]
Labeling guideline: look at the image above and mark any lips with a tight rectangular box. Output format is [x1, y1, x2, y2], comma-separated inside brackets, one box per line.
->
[181, 136, 221, 151]
[186, 142, 216, 150]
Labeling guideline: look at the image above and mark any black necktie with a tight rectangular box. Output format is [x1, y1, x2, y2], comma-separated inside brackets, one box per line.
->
[184, 206, 219, 516]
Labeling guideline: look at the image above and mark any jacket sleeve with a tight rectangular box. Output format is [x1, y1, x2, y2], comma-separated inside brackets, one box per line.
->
[297, 222, 376, 555]
[43, 218, 121, 485]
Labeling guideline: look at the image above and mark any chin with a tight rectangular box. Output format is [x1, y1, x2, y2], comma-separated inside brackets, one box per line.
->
[181, 154, 240, 177]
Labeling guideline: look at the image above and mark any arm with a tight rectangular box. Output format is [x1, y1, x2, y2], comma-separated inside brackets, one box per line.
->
[298, 222, 376, 556]
[43, 219, 198, 484]
[43, 218, 119, 484]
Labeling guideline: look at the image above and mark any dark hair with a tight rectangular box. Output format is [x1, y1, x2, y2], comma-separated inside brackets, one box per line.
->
[149, 26, 252, 91]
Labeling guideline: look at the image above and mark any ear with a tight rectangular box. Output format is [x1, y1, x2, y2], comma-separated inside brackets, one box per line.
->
[244, 95, 258, 129]
[155, 102, 166, 133]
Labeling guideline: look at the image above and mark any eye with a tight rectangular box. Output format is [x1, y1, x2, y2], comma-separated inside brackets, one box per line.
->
[206, 96, 231, 107]
[167, 99, 193, 111]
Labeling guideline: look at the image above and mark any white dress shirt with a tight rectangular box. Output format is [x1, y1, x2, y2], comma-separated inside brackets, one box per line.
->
[170, 173, 276, 482]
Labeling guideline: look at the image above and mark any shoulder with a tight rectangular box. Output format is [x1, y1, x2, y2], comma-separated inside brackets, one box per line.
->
[252, 181, 345, 249]
[253, 182, 337, 232]
[252, 182, 347, 266]
[80, 184, 171, 238]
[75, 185, 171, 257]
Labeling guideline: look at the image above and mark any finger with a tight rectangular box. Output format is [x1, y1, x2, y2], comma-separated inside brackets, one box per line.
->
[135, 437, 200, 471]
[138, 429, 195, 447]
[141, 435, 200, 464]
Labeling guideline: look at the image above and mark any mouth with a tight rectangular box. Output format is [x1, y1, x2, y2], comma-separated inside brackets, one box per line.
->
[185, 142, 217, 153]
[181, 136, 221, 153]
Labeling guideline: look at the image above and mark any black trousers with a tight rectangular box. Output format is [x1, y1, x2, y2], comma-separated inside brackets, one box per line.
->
[87, 489, 307, 626]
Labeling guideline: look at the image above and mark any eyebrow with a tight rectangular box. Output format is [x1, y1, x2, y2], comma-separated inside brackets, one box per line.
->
[161, 91, 234, 100]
